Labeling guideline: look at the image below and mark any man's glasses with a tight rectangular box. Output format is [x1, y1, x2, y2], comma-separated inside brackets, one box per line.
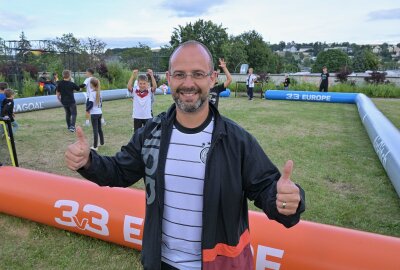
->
[171, 71, 211, 80]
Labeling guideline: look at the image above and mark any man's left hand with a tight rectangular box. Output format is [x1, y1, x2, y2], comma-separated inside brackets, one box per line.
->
[276, 160, 301, 216]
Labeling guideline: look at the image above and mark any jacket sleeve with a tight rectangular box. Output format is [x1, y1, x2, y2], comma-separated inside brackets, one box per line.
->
[77, 130, 145, 187]
[243, 135, 305, 228]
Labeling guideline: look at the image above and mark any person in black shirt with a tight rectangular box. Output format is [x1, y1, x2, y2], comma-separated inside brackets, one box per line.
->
[1, 89, 18, 134]
[283, 74, 291, 90]
[56, 70, 81, 132]
[209, 58, 232, 108]
[319, 66, 329, 92]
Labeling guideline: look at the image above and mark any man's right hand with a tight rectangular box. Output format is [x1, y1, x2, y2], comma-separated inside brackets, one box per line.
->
[65, 126, 91, 171]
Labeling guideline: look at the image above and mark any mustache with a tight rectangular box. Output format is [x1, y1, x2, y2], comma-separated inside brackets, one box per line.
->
[176, 87, 201, 94]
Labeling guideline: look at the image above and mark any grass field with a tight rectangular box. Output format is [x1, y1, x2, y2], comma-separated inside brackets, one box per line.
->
[1, 95, 400, 269]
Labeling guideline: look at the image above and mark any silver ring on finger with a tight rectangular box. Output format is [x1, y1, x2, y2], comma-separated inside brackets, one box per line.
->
[282, 201, 287, 209]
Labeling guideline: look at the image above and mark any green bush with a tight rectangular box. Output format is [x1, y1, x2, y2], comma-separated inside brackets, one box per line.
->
[20, 72, 39, 97]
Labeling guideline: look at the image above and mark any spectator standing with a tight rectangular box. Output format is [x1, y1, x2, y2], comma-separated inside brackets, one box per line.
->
[246, 68, 258, 100]
[319, 66, 329, 92]
[283, 74, 291, 90]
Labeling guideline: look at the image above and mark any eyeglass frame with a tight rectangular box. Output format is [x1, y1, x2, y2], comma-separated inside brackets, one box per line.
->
[170, 71, 213, 80]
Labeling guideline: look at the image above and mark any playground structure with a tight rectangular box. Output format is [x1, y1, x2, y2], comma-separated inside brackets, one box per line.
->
[0, 39, 78, 92]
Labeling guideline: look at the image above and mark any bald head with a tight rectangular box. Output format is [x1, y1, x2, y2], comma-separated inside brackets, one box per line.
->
[169, 40, 214, 72]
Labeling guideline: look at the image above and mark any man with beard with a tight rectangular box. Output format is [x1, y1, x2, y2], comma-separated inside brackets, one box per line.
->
[65, 40, 305, 270]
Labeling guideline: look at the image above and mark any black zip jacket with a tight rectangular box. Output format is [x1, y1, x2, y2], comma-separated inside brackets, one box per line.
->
[78, 102, 305, 270]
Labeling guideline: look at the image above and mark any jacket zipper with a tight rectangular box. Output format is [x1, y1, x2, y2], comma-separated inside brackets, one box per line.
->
[201, 131, 223, 270]
[157, 119, 173, 270]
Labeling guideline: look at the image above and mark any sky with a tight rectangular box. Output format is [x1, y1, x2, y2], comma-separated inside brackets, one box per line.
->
[1, 0, 399, 49]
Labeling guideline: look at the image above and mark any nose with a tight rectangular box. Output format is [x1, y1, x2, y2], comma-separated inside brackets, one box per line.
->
[180, 75, 196, 88]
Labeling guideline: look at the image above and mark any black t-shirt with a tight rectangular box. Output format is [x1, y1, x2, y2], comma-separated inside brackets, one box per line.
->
[209, 83, 225, 109]
[320, 72, 329, 85]
[1, 98, 14, 122]
[56, 80, 80, 105]
[283, 78, 291, 87]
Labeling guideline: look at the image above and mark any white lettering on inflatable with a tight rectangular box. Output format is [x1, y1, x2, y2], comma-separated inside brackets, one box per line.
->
[285, 93, 300, 100]
[54, 200, 109, 236]
[373, 136, 390, 168]
[255, 245, 284, 270]
[82, 204, 109, 236]
[14, 102, 45, 113]
[54, 200, 79, 227]
[301, 94, 331, 102]
[123, 215, 144, 245]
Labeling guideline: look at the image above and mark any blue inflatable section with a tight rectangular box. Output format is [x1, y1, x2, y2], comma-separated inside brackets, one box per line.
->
[219, 88, 231, 97]
[265, 90, 400, 197]
[265, 90, 357, 104]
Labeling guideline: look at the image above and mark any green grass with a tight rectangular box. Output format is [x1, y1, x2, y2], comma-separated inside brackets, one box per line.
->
[372, 98, 400, 129]
[1, 95, 399, 269]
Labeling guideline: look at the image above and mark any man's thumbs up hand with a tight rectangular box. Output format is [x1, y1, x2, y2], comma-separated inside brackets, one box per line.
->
[65, 126, 91, 171]
[276, 160, 301, 216]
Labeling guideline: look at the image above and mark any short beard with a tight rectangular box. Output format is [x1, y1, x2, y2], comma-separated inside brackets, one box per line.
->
[173, 87, 207, 113]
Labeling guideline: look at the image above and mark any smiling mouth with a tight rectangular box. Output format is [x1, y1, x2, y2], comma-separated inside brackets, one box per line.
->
[177, 89, 200, 97]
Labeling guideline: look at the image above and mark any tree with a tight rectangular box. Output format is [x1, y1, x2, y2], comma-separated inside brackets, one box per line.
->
[120, 43, 152, 70]
[221, 36, 248, 72]
[312, 49, 351, 73]
[53, 33, 83, 53]
[170, 19, 228, 68]
[236, 30, 279, 72]
[17, 31, 31, 63]
[352, 49, 380, 72]
[84, 37, 106, 66]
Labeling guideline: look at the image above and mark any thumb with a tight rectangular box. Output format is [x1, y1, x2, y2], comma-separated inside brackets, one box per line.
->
[76, 126, 87, 145]
[280, 160, 294, 183]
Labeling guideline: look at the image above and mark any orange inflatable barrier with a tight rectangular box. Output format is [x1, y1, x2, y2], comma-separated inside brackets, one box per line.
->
[1, 166, 399, 270]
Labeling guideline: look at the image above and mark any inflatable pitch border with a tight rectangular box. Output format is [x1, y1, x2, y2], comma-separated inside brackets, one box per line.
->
[265, 90, 400, 197]
[13, 89, 131, 113]
[0, 166, 399, 270]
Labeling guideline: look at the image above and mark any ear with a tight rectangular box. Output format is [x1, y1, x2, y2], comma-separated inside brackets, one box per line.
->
[166, 71, 171, 85]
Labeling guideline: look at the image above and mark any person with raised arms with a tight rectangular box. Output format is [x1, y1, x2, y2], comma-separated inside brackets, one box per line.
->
[65, 40, 305, 270]
[209, 58, 232, 108]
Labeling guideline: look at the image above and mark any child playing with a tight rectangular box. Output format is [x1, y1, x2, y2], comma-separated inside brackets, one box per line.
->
[1, 89, 19, 135]
[86, 78, 104, 151]
[0, 82, 8, 113]
[56, 70, 81, 132]
[127, 69, 157, 132]
[80, 68, 106, 127]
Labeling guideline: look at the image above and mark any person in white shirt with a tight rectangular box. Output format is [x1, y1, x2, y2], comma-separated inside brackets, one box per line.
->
[246, 68, 258, 101]
[80, 68, 106, 126]
[127, 69, 157, 132]
[86, 77, 104, 151]
[160, 83, 168, 95]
